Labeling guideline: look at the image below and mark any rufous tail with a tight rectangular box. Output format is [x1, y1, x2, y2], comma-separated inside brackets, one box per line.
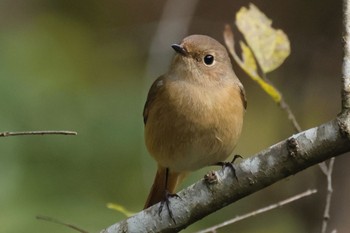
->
[144, 166, 187, 209]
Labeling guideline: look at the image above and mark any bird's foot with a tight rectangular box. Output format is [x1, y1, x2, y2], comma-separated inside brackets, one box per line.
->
[158, 190, 181, 223]
[215, 154, 242, 182]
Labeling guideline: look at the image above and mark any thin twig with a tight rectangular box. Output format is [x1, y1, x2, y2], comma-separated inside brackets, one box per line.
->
[318, 162, 328, 175]
[279, 98, 302, 133]
[196, 189, 317, 233]
[321, 158, 336, 233]
[260, 73, 302, 133]
[36, 215, 89, 233]
[0, 131, 77, 137]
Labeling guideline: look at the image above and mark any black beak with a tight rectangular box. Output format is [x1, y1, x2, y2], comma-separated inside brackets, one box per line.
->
[171, 44, 188, 56]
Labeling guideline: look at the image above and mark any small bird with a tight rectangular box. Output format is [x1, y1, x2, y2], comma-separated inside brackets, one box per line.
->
[143, 35, 246, 212]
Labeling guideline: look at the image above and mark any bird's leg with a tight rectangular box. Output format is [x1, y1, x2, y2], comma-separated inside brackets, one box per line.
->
[158, 168, 180, 223]
[215, 154, 242, 182]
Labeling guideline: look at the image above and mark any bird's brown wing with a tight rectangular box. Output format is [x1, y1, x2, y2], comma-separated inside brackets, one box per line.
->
[143, 76, 165, 124]
[238, 83, 247, 110]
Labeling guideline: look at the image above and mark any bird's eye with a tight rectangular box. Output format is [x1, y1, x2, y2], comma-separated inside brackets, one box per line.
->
[203, 54, 215, 66]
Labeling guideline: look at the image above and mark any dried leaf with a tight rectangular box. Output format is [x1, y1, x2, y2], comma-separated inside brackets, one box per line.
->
[256, 79, 282, 102]
[239, 41, 257, 74]
[236, 4, 290, 73]
[224, 25, 282, 103]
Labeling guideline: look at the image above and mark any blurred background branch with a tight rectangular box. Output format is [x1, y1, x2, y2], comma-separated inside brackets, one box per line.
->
[144, 0, 199, 79]
[320, 158, 335, 233]
[0, 131, 77, 137]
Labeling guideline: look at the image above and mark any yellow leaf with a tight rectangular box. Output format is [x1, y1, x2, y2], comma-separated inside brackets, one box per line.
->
[239, 41, 257, 74]
[224, 25, 282, 103]
[235, 4, 290, 73]
[256, 79, 282, 102]
[106, 202, 135, 217]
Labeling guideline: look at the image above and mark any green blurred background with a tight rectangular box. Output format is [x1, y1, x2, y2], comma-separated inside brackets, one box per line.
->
[0, 0, 349, 232]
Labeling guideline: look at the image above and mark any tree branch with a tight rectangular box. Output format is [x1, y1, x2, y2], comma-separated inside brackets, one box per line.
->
[0, 131, 77, 137]
[340, 0, 350, 140]
[100, 118, 350, 233]
[343, 0, 350, 111]
[320, 158, 335, 233]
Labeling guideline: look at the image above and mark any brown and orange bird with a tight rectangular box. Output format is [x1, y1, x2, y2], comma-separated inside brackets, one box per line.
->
[143, 35, 246, 212]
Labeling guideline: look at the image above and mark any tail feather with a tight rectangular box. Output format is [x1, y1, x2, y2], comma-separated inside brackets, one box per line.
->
[144, 166, 187, 209]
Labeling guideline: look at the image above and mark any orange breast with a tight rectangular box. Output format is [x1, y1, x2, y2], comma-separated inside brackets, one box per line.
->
[145, 81, 244, 172]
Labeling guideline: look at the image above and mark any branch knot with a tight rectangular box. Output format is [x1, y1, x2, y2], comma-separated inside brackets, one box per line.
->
[287, 137, 300, 159]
